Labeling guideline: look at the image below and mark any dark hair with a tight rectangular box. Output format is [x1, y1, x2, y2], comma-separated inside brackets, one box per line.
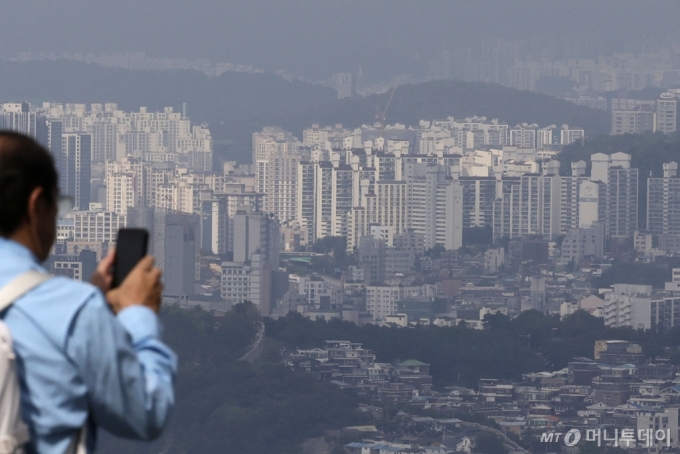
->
[0, 131, 58, 236]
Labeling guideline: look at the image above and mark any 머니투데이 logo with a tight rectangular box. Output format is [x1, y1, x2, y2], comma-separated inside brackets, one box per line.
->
[540, 429, 581, 446]
[564, 429, 581, 447]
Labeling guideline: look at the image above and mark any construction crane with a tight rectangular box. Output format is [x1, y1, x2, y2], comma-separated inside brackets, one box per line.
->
[375, 76, 401, 139]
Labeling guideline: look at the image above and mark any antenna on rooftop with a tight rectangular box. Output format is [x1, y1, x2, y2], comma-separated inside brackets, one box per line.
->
[182, 102, 187, 119]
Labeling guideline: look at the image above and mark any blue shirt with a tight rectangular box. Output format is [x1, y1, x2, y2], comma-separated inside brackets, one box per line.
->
[0, 238, 177, 454]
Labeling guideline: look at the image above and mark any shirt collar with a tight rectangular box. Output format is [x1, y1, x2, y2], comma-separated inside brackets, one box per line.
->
[0, 237, 41, 268]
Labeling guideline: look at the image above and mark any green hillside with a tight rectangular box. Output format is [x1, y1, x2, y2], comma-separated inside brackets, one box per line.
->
[97, 303, 366, 454]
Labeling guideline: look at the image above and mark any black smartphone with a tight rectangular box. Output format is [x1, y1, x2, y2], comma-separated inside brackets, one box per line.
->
[112, 228, 149, 288]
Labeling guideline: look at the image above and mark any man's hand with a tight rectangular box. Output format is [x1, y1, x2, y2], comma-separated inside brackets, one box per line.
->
[106, 256, 163, 315]
[90, 248, 115, 294]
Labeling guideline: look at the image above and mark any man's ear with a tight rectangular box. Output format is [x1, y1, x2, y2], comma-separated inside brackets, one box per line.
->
[26, 186, 47, 224]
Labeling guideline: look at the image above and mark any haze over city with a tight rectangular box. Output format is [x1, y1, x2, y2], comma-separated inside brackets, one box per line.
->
[1, 0, 680, 81]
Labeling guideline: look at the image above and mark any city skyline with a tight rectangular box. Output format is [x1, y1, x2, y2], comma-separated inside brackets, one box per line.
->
[3, 90, 678, 320]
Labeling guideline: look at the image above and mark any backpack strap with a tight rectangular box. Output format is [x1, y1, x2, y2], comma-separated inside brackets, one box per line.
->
[0, 271, 51, 454]
[0, 271, 52, 313]
[0, 271, 88, 453]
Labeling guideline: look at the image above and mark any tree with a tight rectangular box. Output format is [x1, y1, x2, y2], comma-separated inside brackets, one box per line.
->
[482, 312, 512, 330]
[463, 226, 493, 245]
[474, 432, 508, 454]
[311, 236, 356, 274]
[593, 262, 670, 289]
[425, 244, 445, 259]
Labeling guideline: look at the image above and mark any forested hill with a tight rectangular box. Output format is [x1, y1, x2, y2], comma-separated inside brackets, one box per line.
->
[98, 303, 367, 454]
[0, 59, 609, 162]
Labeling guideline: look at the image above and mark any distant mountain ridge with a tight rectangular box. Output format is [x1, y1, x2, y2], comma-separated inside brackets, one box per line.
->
[0, 60, 610, 163]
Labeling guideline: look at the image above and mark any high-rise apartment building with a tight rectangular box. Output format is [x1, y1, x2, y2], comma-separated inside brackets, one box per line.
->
[611, 106, 656, 135]
[88, 121, 119, 162]
[509, 124, 537, 148]
[262, 152, 300, 223]
[603, 285, 653, 330]
[657, 93, 678, 134]
[492, 165, 562, 241]
[201, 198, 228, 255]
[365, 285, 424, 321]
[559, 125, 585, 145]
[313, 161, 334, 240]
[607, 157, 639, 237]
[590, 153, 639, 237]
[106, 159, 146, 209]
[252, 127, 300, 163]
[296, 161, 316, 244]
[406, 165, 462, 250]
[560, 160, 588, 233]
[219, 185, 263, 255]
[36, 118, 63, 170]
[331, 164, 355, 237]
[349, 181, 410, 251]
[106, 172, 136, 216]
[221, 211, 280, 315]
[154, 210, 200, 298]
[368, 182, 408, 235]
[302, 123, 352, 150]
[493, 178, 521, 241]
[61, 133, 92, 210]
[578, 180, 607, 229]
[459, 177, 496, 229]
[155, 181, 205, 215]
[647, 162, 680, 235]
[0, 102, 38, 137]
[561, 221, 605, 263]
[71, 210, 127, 243]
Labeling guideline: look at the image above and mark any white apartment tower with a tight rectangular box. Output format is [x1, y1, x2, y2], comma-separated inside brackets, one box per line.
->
[492, 163, 562, 241]
[578, 180, 607, 229]
[590, 153, 639, 237]
[252, 127, 300, 162]
[647, 162, 680, 235]
[263, 152, 300, 224]
[71, 211, 127, 243]
[407, 165, 463, 250]
[106, 173, 136, 216]
[657, 93, 678, 134]
[297, 161, 316, 244]
[560, 160, 588, 233]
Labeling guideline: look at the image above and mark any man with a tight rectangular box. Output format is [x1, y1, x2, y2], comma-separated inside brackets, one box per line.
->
[0, 131, 176, 453]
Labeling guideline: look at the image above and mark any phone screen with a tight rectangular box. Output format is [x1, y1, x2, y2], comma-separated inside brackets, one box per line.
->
[112, 228, 149, 288]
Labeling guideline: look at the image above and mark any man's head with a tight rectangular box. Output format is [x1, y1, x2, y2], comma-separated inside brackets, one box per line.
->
[0, 131, 59, 261]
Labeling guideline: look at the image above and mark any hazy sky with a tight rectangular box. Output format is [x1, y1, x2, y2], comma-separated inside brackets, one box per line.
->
[1, 0, 680, 80]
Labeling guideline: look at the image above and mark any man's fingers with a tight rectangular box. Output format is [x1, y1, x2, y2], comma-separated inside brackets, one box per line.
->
[97, 248, 116, 273]
[105, 288, 121, 310]
[151, 267, 163, 282]
[106, 287, 120, 300]
[132, 256, 155, 273]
